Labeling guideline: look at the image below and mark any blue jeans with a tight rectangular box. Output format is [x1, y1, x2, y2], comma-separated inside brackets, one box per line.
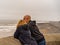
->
[38, 40, 46, 45]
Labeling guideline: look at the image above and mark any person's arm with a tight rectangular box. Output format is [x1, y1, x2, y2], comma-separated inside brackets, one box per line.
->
[14, 27, 20, 39]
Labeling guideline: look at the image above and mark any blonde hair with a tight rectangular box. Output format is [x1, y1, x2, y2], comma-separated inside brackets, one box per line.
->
[17, 20, 26, 27]
[17, 15, 31, 28]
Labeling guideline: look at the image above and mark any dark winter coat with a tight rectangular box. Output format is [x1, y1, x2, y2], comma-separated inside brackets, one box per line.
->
[28, 21, 45, 43]
[14, 24, 37, 45]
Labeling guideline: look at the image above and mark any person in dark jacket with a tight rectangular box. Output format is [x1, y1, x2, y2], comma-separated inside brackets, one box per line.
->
[23, 15, 46, 45]
[14, 20, 37, 45]
[28, 21, 46, 45]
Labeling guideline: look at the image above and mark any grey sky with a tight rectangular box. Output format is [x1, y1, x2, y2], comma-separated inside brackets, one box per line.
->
[0, 0, 60, 21]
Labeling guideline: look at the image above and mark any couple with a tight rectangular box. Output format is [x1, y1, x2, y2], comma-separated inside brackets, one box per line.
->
[14, 15, 46, 45]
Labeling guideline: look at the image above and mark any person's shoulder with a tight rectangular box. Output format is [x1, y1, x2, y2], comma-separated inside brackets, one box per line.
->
[29, 20, 36, 26]
[30, 20, 36, 24]
[30, 20, 36, 22]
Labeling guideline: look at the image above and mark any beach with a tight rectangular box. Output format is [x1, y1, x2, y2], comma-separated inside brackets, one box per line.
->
[0, 22, 60, 45]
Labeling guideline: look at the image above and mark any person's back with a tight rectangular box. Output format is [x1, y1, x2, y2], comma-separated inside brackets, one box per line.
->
[14, 20, 37, 45]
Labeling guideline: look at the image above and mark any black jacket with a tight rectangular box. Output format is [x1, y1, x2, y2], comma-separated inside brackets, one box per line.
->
[14, 24, 37, 45]
[28, 21, 45, 42]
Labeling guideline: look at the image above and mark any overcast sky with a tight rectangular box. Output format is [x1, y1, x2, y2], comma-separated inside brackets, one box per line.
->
[0, 0, 60, 21]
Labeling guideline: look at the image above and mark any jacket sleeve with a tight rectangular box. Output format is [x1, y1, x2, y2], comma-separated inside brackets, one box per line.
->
[14, 27, 20, 39]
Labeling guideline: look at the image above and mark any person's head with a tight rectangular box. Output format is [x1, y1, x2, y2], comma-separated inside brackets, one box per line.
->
[23, 15, 31, 23]
[17, 20, 27, 27]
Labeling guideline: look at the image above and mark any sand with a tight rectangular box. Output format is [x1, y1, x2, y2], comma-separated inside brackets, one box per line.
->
[0, 23, 60, 45]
